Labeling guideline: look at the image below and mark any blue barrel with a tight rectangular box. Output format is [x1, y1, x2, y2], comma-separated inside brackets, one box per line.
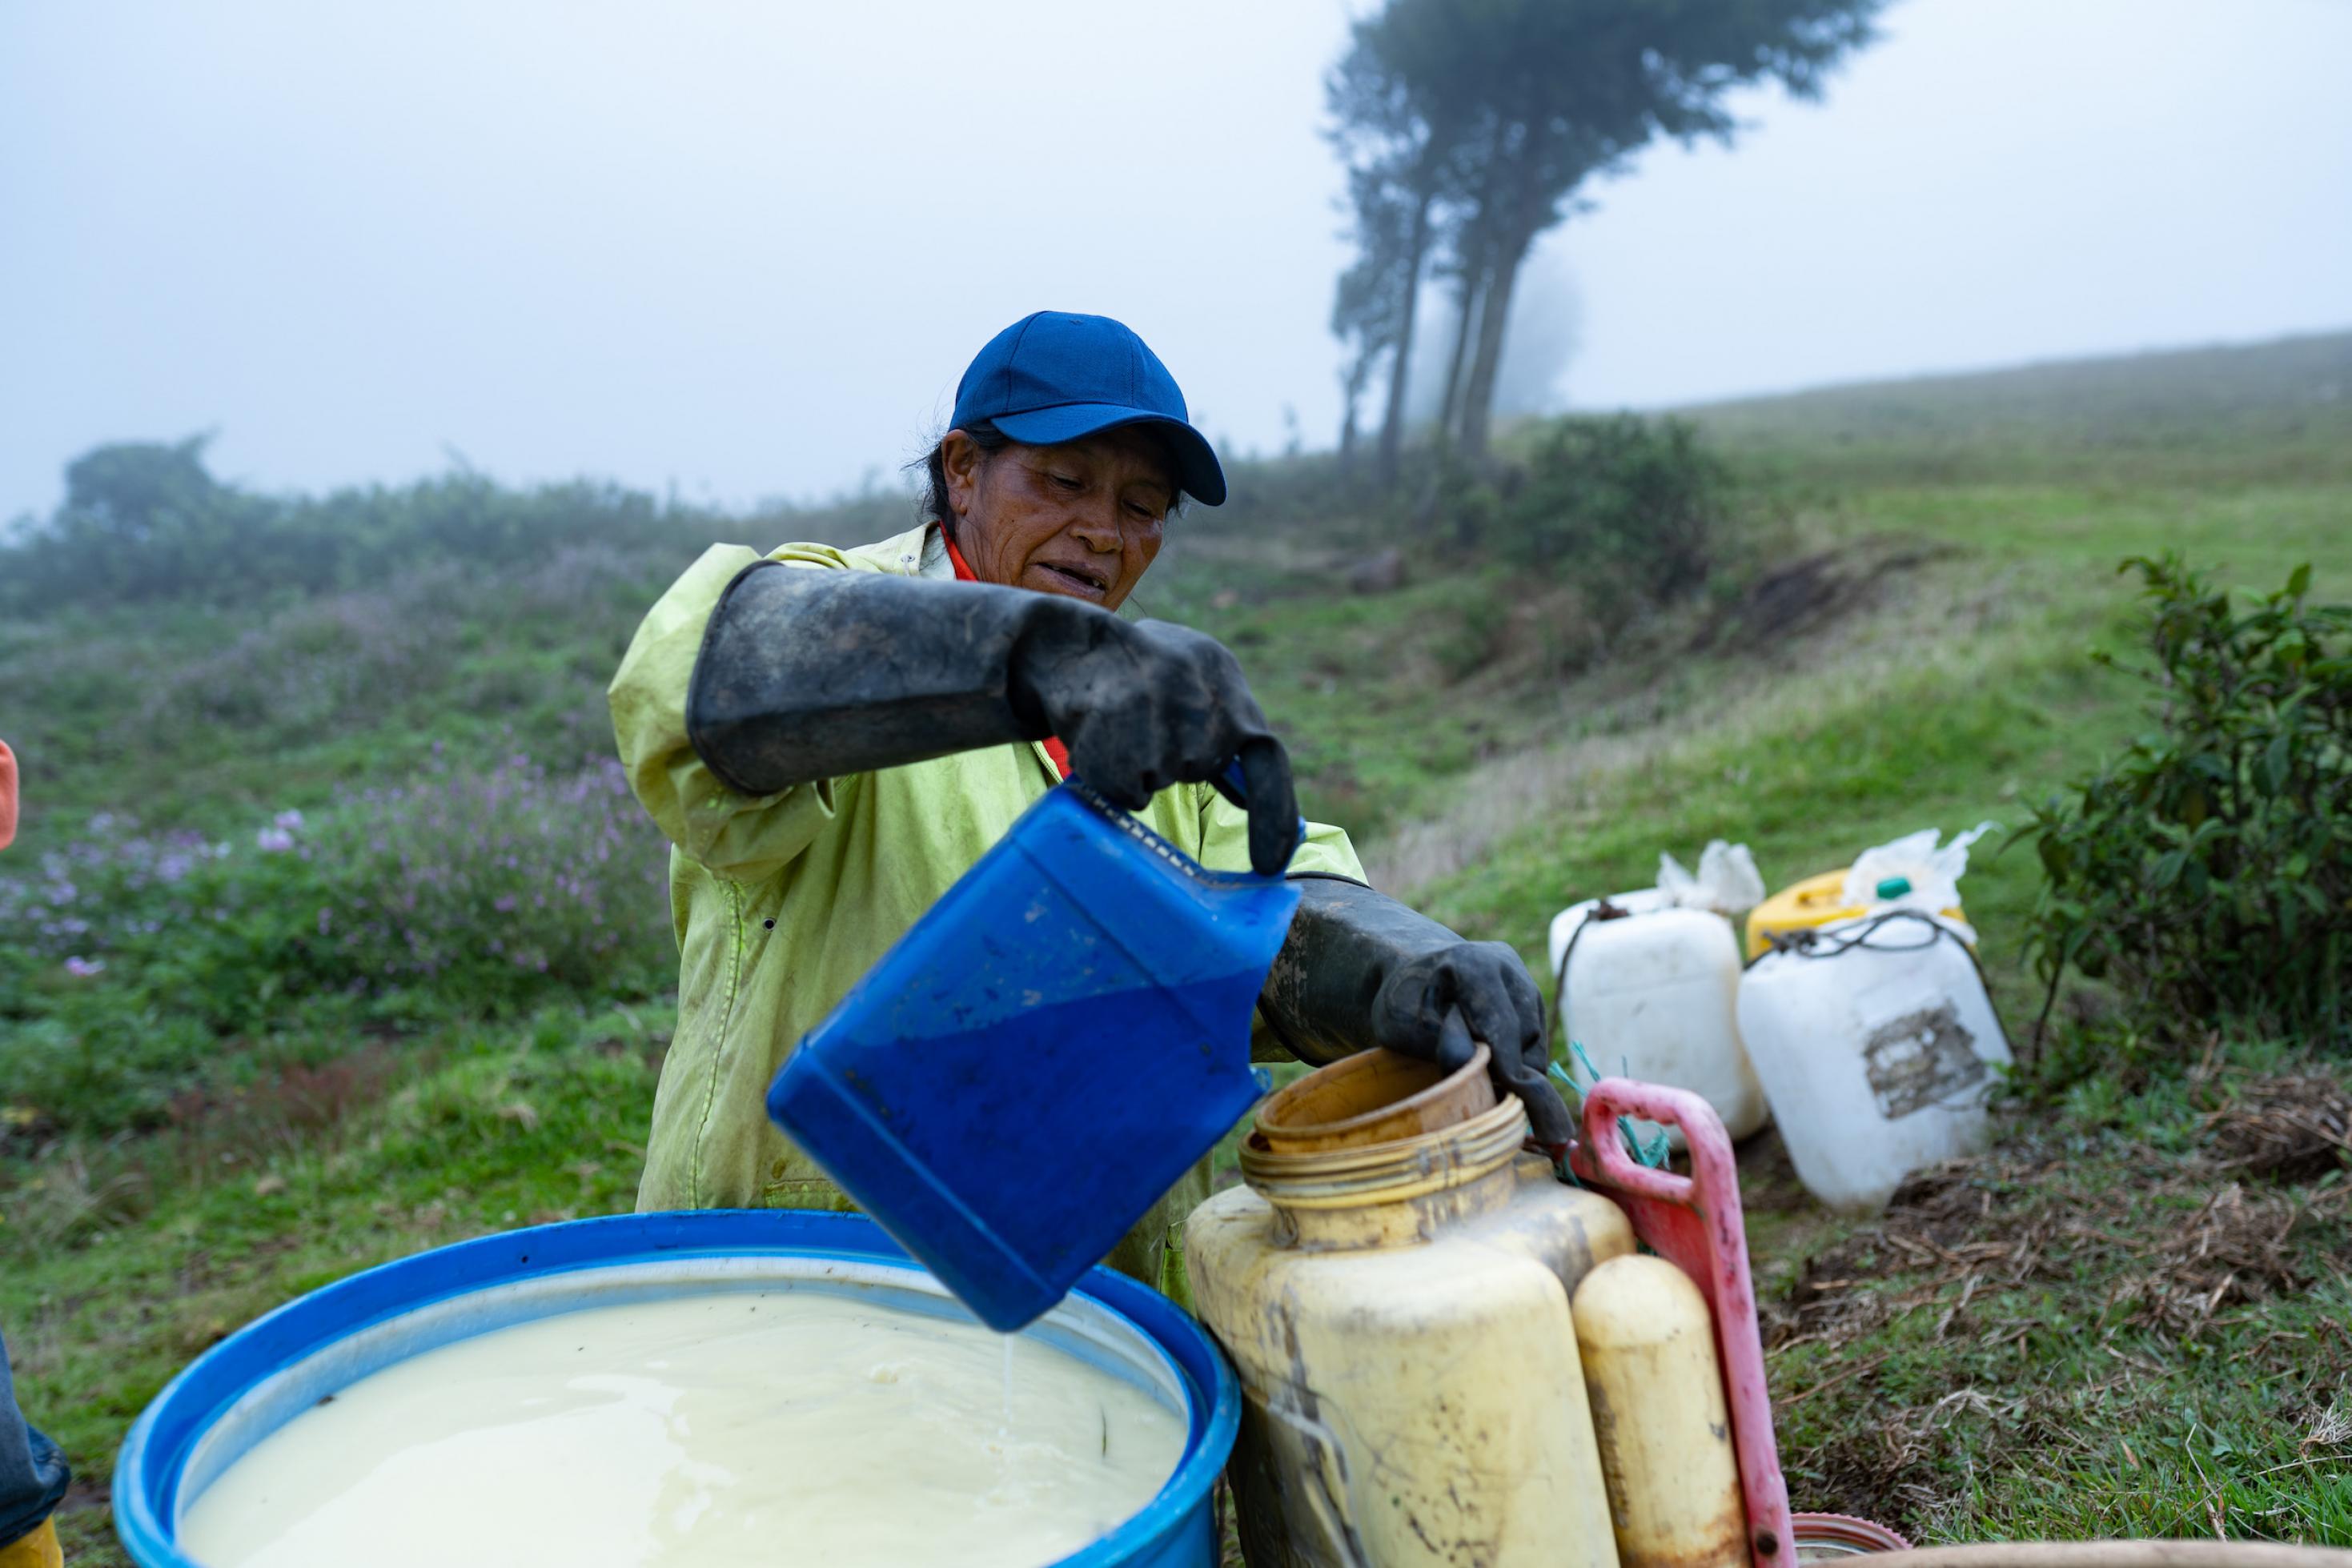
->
[113, 1209, 1238, 1567]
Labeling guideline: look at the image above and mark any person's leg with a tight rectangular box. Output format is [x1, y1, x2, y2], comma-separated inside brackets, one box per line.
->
[0, 1333, 69, 1564]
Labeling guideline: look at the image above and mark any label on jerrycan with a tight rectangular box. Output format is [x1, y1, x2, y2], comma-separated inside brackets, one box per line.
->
[1859, 998, 1986, 1119]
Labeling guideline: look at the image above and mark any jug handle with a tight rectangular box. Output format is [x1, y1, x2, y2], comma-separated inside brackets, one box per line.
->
[1211, 756, 1307, 872]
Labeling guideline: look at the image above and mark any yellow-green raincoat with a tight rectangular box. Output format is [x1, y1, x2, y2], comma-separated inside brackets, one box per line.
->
[609, 521, 1364, 1295]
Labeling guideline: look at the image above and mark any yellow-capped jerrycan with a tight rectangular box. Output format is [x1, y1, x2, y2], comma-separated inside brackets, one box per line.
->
[1185, 1046, 1636, 1568]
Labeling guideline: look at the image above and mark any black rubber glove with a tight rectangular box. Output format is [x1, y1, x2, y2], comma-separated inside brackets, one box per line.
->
[1014, 616, 1296, 867]
[686, 560, 1299, 876]
[1258, 877, 1576, 1149]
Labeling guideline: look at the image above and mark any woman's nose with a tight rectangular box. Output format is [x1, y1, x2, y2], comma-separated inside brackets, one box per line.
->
[1067, 503, 1123, 551]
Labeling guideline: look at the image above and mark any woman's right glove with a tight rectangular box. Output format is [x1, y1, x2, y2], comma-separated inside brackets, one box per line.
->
[1258, 877, 1576, 1150]
[1260, 884, 1571, 1152]
[685, 560, 1299, 875]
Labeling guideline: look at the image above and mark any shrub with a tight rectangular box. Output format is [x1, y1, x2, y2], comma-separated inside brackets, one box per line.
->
[2023, 556, 2352, 1055]
[0, 756, 673, 1037]
[1496, 415, 1728, 604]
[135, 567, 466, 741]
[0, 436, 841, 616]
[298, 756, 672, 1003]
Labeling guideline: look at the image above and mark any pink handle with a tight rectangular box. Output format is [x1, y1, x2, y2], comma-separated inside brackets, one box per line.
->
[1571, 1078, 1795, 1568]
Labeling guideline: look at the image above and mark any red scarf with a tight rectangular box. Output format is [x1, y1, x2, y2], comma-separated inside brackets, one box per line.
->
[941, 531, 1073, 781]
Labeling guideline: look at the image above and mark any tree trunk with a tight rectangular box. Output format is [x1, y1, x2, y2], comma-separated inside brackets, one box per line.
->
[1436, 274, 1482, 443]
[1337, 357, 1368, 475]
[1459, 126, 1550, 460]
[1375, 182, 1435, 485]
[1457, 227, 1527, 460]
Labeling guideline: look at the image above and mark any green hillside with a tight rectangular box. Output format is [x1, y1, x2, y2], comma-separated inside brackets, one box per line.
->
[1689, 328, 2352, 487]
[3, 330, 2349, 1558]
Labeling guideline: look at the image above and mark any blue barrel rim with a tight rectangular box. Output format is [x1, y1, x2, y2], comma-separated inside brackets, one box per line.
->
[111, 1209, 1239, 1568]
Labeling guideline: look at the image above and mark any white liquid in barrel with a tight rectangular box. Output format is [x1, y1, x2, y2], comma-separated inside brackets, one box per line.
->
[179, 1289, 1188, 1567]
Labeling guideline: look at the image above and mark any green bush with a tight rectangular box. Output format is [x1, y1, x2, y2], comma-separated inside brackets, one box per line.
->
[2024, 555, 2352, 1053]
[0, 759, 674, 1129]
[1496, 415, 1728, 604]
[0, 435, 871, 616]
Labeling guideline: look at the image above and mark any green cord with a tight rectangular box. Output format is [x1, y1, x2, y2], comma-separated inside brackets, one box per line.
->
[1552, 1044, 1672, 1172]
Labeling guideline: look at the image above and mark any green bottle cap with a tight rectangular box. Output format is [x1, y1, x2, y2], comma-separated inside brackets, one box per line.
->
[1875, 876, 1912, 900]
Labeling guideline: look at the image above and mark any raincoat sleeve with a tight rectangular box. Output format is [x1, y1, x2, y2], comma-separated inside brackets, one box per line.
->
[1196, 788, 1369, 1063]
[609, 543, 850, 883]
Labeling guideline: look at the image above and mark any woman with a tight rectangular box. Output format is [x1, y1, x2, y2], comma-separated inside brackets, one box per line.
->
[610, 311, 1568, 1296]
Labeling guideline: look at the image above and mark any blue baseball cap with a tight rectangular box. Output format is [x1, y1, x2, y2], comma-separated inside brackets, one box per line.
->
[949, 311, 1226, 507]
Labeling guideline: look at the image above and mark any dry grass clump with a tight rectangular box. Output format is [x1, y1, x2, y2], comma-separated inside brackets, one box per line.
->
[1758, 1068, 2352, 1538]
[1776, 1073, 2351, 1359]
[2201, 1072, 2352, 1184]
[4, 1138, 154, 1247]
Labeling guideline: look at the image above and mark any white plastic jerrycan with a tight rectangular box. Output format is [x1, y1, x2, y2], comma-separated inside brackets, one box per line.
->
[1736, 911, 2011, 1212]
[1547, 843, 1769, 1142]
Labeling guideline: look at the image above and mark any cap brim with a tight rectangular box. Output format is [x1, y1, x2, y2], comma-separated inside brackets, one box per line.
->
[989, 403, 1226, 507]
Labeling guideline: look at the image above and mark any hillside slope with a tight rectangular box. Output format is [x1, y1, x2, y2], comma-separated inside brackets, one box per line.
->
[1688, 327, 2352, 486]
[3, 331, 2349, 1558]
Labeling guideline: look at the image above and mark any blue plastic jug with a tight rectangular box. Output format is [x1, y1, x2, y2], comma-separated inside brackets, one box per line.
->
[767, 771, 1301, 1332]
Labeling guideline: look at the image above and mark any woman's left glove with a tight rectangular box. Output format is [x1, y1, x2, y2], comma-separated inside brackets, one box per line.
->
[684, 562, 1300, 876]
[1258, 878, 1575, 1150]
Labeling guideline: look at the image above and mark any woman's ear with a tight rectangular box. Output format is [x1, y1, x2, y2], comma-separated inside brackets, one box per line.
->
[941, 429, 987, 524]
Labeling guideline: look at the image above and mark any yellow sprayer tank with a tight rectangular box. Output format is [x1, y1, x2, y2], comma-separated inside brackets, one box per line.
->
[1573, 1254, 1748, 1568]
[1184, 1047, 1636, 1568]
[1743, 867, 1969, 960]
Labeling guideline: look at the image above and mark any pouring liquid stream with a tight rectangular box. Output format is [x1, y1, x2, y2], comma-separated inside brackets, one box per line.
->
[1001, 1332, 1015, 1444]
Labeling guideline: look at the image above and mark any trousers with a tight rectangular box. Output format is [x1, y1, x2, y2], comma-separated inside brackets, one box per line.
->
[0, 1333, 67, 1552]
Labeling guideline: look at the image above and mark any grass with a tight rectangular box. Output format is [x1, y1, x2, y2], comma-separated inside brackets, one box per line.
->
[1401, 458, 2352, 987]
[1389, 343, 2352, 1540]
[6, 1005, 664, 1565]
[4, 329, 2351, 1559]
[1688, 329, 2352, 491]
[1750, 1048, 2352, 1542]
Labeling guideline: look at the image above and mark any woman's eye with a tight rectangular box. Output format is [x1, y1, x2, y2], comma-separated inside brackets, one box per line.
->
[1049, 472, 1082, 491]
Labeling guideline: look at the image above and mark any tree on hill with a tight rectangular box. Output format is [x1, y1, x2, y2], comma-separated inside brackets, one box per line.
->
[1329, 0, 1885, 464]
[62, 434, 227, 543]
[31, 435, 275, 604]
[1323, 0, 1492, 483]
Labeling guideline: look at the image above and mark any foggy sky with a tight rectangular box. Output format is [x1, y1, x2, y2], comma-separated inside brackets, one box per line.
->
[4, 0, 2348, 524]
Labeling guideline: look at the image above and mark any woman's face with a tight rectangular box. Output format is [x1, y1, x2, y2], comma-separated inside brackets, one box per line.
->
[942, 427, 1174, 610]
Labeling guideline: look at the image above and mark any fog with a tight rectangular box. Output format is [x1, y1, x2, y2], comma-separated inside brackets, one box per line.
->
[3, 0, 2347, 522]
